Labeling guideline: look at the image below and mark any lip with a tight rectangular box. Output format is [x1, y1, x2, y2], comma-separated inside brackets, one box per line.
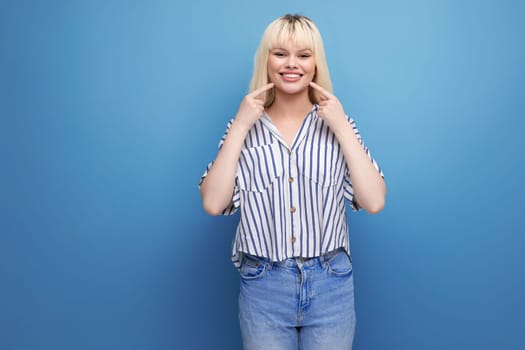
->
[279, 72, 303, 82]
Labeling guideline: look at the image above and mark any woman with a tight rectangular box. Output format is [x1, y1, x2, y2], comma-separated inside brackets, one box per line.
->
[199, 14, 386, 350]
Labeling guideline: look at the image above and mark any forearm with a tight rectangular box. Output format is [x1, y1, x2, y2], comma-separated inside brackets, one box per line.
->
[200, 119, 250, 215]
[333, 119, 386, 214]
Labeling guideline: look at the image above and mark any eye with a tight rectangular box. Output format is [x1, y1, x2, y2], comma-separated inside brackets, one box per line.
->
[274, 52, 286, 57]
[300, 53, 312, 58]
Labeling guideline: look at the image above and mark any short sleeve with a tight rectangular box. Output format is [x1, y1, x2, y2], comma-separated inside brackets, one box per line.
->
[198, 119, 240, 215]
[343, 117, 384, 211]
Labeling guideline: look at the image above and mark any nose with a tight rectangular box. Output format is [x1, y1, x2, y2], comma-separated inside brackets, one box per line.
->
[285, 55, 297, 69]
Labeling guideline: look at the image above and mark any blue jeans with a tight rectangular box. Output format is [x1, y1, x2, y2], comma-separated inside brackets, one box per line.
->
[238, 248, 356, 350]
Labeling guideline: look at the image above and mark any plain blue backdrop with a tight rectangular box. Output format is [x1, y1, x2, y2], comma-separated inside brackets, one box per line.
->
[2, 0, 524, 349]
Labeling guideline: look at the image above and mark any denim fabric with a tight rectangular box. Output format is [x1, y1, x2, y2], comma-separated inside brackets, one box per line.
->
[238, 248, 356, 350]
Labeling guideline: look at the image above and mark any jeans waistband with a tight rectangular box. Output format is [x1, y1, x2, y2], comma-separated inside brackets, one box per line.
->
[242, 248, 346, 269]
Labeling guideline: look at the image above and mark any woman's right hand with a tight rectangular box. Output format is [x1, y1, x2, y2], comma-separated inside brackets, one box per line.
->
[234, 83, 274, 129]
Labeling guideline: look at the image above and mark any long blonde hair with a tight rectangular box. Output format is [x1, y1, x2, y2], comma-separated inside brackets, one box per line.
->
[249, 14, 333, 107]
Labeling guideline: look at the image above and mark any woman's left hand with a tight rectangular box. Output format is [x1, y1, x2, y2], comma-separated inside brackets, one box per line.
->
[309, 82, 347, 129]
[310, 82, 386, 213]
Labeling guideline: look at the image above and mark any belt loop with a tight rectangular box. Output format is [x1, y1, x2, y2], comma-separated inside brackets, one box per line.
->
[239, 251, 244, 266]
[321, 251, 328, 268]
[321, 248, 339, 267]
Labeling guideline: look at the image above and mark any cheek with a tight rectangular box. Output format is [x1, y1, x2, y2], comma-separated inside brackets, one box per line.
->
[267, 58, 280, 73]
[306, 67, 316, 80]
[305, 61, 316, 75]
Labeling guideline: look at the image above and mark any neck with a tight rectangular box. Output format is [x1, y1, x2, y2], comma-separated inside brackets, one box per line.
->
[268, 89, 313, 120]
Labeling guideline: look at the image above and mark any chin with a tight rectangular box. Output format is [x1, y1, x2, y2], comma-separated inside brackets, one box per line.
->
[275, 83, 310, 95]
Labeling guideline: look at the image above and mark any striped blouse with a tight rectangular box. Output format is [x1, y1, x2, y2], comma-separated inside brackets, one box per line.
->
[200, 104, 383, 268]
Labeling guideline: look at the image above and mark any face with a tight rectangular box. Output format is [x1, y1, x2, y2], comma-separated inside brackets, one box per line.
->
[267, 40, 316, 97]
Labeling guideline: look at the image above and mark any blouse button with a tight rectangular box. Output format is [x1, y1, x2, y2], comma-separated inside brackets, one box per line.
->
[291, 236, 296, 243]
[288, 177, 294, 183]
[290, 207, 296, 213]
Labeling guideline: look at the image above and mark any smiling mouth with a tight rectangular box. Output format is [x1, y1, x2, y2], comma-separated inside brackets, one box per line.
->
[279, 73, 303, 78]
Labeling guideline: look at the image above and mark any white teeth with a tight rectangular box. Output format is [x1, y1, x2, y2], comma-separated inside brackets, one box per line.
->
[283, 74, 300, 78]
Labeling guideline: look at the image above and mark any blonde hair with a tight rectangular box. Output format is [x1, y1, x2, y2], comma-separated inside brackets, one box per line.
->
[249, 14, 333, 107]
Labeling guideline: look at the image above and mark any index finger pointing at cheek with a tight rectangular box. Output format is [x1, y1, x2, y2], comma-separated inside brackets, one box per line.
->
[309, 82, 332, 99]
[251, 83, 275, 100]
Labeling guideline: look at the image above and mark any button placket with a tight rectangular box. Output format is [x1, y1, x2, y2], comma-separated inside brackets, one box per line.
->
[283, 148, 294, 256]
[289, 150, 300, 251]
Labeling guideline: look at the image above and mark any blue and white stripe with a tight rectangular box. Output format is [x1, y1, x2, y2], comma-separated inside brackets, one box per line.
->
[200, 105, 383, 268]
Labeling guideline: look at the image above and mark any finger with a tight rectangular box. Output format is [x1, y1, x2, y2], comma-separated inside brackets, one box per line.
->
[250, 83, 275, 100]
[309, 82, 333, 100]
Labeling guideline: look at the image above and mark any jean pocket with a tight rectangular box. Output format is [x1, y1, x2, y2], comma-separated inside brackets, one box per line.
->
[239, 254, 266, 280]
[326, 250, 353, 277]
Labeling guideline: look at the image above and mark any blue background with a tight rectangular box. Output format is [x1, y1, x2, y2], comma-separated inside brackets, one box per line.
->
[2, 0, 524, 349]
